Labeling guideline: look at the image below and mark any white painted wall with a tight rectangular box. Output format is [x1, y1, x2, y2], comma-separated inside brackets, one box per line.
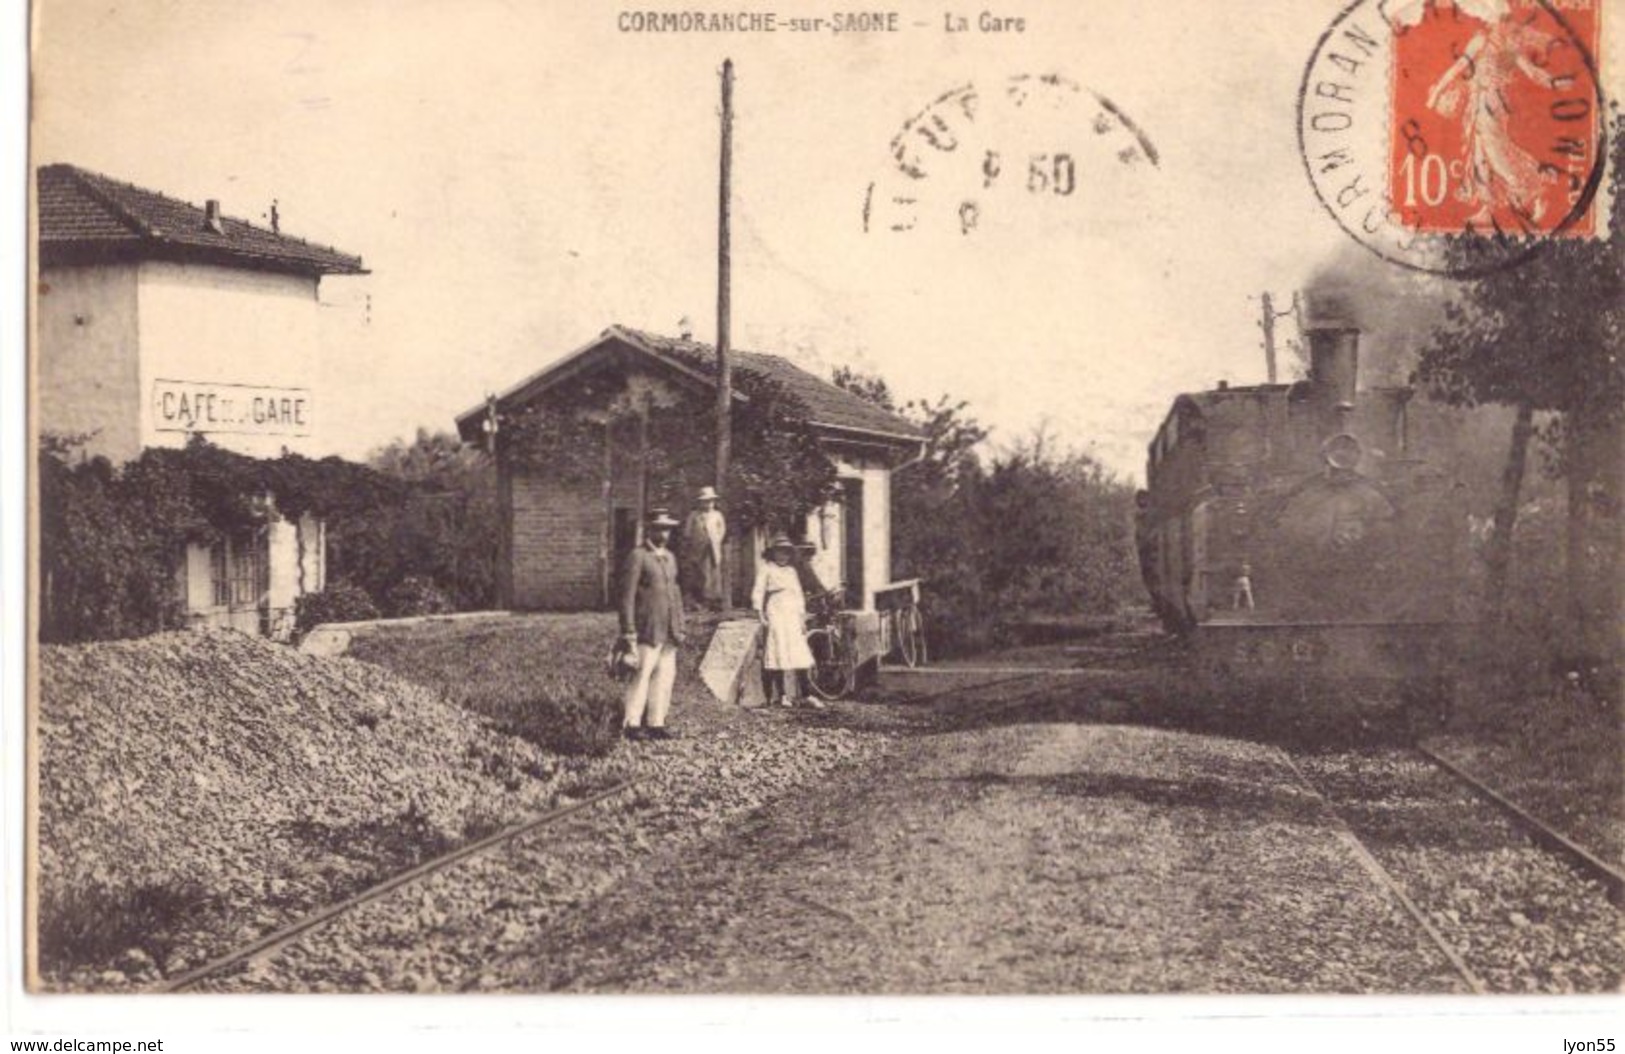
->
[268, 517, 298, 612]
[860, 461, 891, 609]
[814, 454, 894, 612]
[35, 264, 142, 462]
[38, 260, 337, 638]
[136, 261, 322, 458]
[301, 513, 326, 595]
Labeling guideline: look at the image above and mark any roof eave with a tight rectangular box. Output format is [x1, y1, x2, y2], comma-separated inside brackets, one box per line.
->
[39, 239, 367, 277]
[454, 330, 751, 442]
[809, 420, 927, 448]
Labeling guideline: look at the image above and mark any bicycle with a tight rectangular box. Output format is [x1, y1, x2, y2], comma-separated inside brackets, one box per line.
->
[804, 588, 856, 701]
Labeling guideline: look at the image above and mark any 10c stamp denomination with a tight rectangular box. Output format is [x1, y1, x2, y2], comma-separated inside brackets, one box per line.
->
[1299, 0, 1607, 277]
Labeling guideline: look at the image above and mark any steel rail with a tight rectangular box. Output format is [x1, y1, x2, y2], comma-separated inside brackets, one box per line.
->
[158, 638, 1167, 993]
[155, 778, 641, 993]
[1417, 745, 1624, 907]
[1279, 754, 1488, 994]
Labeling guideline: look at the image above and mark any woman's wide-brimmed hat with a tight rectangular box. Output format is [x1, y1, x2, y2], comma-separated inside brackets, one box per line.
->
[648, 509, 680, 529]
[762, 532, 797, 555]
[695, 486, 720, 503]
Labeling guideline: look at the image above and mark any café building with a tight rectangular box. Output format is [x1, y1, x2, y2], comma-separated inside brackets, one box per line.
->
[35, 163, 367, 637]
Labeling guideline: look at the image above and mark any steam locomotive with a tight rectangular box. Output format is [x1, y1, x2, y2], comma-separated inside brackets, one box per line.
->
[1135, 318, 1468, 722]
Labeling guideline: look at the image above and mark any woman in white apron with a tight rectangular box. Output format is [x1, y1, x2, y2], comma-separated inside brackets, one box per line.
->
[752, 533, 819, 709]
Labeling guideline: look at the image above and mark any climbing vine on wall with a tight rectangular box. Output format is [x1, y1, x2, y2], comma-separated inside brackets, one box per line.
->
[501, 367, 837, 533]
[38, 434, 407, 643]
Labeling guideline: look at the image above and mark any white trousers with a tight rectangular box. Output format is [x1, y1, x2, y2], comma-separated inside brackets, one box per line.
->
[624, 643, 678, 728]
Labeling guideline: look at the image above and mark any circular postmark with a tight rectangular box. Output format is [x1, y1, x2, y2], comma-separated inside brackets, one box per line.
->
[1298, 0, 1608, 277]
[862, 74, 1160, 237]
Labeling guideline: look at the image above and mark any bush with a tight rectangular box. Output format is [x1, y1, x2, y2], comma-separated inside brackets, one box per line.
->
[503, 676, 624, 757]
[293, 581, 381, 638]
[38, 876, 211, 978]
[347, 616, 643, 758]
[920, 580, 998, 658]
[38, 449, 188, 643]
[330, 430, 502, 613]
[384, 575, 455, 618]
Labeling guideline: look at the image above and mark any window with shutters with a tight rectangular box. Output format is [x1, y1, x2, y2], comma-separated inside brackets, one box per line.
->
[209, 529, 268, 609]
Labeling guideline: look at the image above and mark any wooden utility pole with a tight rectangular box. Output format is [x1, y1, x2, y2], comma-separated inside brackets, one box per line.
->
[1259, 292, 1280, 385]
[716, 57, 734, 604]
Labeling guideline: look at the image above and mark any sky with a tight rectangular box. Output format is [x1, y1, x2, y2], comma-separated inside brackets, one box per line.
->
[30, 0, 1479, 480]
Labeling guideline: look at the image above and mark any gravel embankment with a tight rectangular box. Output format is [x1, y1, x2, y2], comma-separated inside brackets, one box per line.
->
[195, 706, 893, 993]
[37, 630, 585, 990]
[47, 617, 1618, 995]
[1291, 748, 1625, 993]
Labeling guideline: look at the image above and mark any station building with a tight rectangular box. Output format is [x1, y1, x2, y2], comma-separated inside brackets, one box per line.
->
[456, 325, 924, 613]
[35, 163, 368, 637]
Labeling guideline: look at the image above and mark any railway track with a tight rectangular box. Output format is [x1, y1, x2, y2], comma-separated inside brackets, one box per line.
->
[1281, 753, 1487, 993]
[155, 778, 643, 993]
[923, 649, 1620, 992]
[150, 640, 1617, 995]
[153, 665, 1090, 994]
[1416, 745, 1625, 907]
[1289, 743, 1623, 993]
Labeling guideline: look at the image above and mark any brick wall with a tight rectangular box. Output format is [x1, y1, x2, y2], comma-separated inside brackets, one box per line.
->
[509, 469, 606, 610]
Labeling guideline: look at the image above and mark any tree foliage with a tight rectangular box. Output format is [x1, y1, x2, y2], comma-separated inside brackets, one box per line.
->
[326, 428, 500, 614]
[1414, 109, 1624, 440]
[503, 367, 836, 535]
[1413, 108, 1624, 671]
[833, 370, 1139, 655]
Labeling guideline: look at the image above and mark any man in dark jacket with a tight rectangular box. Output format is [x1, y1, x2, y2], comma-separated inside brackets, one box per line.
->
[619, 509, 685, 741]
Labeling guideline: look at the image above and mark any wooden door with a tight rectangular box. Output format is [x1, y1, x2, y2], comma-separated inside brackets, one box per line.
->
[841, 478, 864, 608]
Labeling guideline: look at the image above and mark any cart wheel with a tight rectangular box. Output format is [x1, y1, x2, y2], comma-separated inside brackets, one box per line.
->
[806, 627, 854, 700]
[899, 606, 928, 668]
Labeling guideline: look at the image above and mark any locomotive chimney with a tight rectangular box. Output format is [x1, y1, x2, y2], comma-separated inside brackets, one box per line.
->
[1307, 323, 1360, 411]
[1300, 287, 1359, 411]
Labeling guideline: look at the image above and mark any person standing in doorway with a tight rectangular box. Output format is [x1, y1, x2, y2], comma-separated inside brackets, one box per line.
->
[682, 486, 727, 610]
[620, 510, 686, 741]
[753, 533, 819, 709]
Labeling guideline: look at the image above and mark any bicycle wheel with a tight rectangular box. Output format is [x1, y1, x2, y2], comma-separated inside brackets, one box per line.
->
[899, 606, 928, 668]
[805, 627, 854, 700]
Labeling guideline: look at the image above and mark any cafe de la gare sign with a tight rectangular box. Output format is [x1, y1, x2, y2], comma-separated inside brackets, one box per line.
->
[152, 379, 313, 437]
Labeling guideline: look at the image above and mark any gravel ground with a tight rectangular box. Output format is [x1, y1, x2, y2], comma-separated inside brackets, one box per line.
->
[468, 709, 1463, 993]
[49, 619, 1618, 996]
[36, 630, 580, 991]
[193, 700, 893, 993]
[1291, 748, 1625, 993]
[191, 635, 1616, 995]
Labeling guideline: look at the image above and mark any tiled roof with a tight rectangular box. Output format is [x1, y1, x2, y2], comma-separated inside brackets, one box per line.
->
[611, 326, 924, 441]
[36, 164, 366, 276]
[457, 325, 924, 447]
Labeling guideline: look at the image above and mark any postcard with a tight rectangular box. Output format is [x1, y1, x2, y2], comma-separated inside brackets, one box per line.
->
[15, 0, 1623, 1045]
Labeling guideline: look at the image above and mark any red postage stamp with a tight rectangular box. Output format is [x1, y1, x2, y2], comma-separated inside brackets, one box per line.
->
[1391, 0, 1604, 237]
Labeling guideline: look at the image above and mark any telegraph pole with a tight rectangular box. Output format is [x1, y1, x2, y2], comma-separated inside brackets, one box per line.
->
[1259, 292, 1280, 385]
[716, 58, 735, 605]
